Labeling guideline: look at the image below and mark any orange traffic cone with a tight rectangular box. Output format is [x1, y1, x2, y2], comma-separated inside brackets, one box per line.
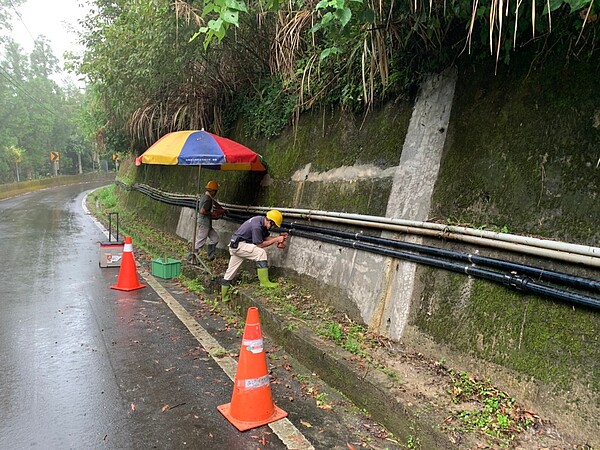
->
[110, 236, 146, 291]
[218, 307, 287, 431]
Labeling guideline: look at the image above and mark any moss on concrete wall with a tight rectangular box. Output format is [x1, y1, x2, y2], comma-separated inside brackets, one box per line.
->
[433, 54, 600, 245]
[251, 103, 411, 176]
[238, 102, 411, 212]
[421, 54, 600, 417]
[300, 179, 393, 214]
[120, 58, 599, 420]
[414, 267, 599, 399]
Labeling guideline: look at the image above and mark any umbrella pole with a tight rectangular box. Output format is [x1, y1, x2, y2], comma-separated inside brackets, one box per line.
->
[190, 165, 200, 261]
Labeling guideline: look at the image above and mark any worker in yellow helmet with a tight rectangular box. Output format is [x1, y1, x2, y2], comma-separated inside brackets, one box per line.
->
[191, 180, 224, 262]
[221, 209, 288, 300]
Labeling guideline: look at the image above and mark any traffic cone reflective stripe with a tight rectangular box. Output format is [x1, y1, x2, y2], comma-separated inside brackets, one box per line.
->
[110, 236, 146, 291]
[218, 307, 287, 431]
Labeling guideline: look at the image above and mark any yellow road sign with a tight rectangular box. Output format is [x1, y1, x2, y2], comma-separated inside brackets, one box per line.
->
[50, 151, 60, 161]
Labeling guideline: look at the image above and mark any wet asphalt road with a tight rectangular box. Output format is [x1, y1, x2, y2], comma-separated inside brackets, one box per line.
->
[0, 183, 293, 449]
[0, 183, 398, 450]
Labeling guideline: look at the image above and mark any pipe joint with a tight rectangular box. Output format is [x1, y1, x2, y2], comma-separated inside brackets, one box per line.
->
[506, 274, 531, 290]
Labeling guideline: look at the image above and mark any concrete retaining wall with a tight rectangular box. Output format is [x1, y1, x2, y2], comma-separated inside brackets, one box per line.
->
[142, 56, 599, 441]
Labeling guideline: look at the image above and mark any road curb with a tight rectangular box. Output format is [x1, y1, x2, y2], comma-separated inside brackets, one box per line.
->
[182, 263, 454, 447]
[229, 289, 453, 448]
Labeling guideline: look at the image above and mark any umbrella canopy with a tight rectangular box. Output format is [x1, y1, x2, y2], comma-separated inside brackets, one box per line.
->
[135, 130, 267, 171]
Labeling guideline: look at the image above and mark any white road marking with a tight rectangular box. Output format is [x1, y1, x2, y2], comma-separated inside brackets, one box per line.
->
[141, 271, 314, 450]
[85, 191, 314, 448]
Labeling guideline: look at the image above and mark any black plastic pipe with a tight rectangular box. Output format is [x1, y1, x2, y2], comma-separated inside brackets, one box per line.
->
[225, 213, 600, 309]
[287, 229, 600, 310]
[282, 220, 600, 293]
[135, 184, 198, 209]
[118, 182, 600, 309]
[225, 211, 600, 295]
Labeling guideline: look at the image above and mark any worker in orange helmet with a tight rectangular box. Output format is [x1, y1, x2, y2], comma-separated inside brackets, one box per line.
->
[191, 180, 225, 262]
[221, 209, 288, 300]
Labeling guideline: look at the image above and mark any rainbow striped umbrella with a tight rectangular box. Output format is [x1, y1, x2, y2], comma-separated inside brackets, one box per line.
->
[135, 130, 267, 171]
[135, 130, 267, 268]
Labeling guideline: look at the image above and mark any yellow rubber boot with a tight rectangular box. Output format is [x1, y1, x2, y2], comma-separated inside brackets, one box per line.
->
[221, 284, 231, 301]
[257, 268, 278, 288]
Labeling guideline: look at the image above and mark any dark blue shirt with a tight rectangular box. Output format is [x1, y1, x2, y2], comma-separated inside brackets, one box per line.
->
[231, 216, 269, 245]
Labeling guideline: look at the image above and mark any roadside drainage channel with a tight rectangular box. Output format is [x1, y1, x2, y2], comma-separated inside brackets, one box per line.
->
[230, 289, 454, 448]
[181, 264, 454, 448]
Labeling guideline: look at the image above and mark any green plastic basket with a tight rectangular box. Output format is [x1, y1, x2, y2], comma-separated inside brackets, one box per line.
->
[151, 257, 181, 279]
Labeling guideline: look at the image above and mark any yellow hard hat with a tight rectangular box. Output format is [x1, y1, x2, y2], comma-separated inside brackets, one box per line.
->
[266, 210, 283, 227]
[205, 180, 219, 190]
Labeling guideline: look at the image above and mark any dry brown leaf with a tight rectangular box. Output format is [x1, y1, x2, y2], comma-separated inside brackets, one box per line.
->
[300, 419, 312, 428]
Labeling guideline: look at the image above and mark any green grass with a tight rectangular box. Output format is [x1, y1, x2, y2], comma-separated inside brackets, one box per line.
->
[316, 321, 368, 356]
[88, 185, 189, 260]
[95, 185, 118, 209]
[318, 321, 343, 344]
[442, 370, 532, 445]
[180, 275, 205, 294]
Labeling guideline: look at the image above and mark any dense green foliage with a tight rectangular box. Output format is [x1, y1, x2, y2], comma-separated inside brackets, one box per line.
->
[72, 0, 598, 155]
[0, 1, 94, 183]
[2, 0, 598, 180]
[75, 0, 272, 152]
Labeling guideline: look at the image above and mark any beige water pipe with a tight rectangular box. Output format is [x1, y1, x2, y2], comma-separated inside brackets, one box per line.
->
[222, 204, 600, 268]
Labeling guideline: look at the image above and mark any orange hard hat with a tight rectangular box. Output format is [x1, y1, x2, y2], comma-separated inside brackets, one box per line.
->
[205, 180, 219, 190]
